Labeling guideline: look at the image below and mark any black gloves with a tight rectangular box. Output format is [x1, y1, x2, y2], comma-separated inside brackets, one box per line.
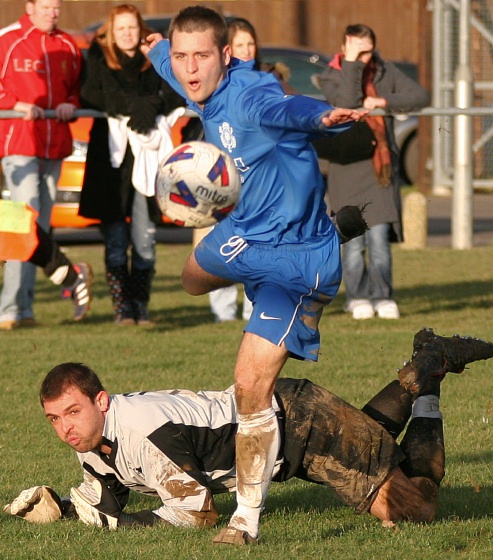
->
[332, 204, 369, 243]
[127, 95, 162, 135]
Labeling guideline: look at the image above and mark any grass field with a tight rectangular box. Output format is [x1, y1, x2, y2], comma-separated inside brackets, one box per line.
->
[1, 240, 493, 559]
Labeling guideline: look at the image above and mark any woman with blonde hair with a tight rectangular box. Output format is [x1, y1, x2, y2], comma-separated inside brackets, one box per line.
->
[79, 4, 184, 325]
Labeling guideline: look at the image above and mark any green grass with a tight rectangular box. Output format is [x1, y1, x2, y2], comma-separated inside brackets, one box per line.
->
[1, 239, 493, 559]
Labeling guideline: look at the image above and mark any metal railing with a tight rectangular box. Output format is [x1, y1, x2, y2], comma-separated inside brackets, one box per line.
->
[2, 105, 493, 249]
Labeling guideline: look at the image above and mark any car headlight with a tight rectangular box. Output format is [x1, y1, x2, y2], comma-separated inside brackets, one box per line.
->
[65, 139, 88, 162]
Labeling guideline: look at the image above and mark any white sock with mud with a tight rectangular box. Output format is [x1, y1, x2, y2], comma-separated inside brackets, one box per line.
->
[230, 407, 280, 538]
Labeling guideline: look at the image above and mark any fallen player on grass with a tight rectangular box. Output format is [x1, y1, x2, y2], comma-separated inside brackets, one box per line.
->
[4, 328, 493, 545]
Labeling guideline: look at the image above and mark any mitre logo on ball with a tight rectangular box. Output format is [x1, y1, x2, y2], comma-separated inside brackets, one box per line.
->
[155, 141, 241, 228]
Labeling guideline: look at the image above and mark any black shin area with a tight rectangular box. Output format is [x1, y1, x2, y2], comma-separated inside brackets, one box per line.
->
[31, 225, 77, 285]
[29, 224, 55, 268]
[399, 417, 445, 487]
[361, 380, 412, 439]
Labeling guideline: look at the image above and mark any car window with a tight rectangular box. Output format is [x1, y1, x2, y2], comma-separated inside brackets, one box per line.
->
[392, 61, 419, 82]
[260, 53, 327, 96]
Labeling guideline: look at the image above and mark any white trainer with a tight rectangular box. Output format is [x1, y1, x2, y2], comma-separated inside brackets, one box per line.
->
[374, 299, 400, 319]
[345, 299, 375, 320]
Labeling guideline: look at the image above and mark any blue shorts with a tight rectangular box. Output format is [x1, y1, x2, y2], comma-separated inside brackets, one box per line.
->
[194, 220, 342, 361]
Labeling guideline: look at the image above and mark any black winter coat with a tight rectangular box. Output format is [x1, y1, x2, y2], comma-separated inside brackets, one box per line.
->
[319, 54, 429, 242]
[78, 41, 184, 223]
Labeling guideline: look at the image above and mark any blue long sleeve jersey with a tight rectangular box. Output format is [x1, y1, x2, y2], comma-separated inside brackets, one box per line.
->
[149, 42, 350, 245]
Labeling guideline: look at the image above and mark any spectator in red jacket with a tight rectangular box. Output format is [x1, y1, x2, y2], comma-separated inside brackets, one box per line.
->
[0, 0, 83, 330]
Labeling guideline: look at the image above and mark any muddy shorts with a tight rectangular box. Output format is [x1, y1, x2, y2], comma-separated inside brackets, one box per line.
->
[274, 378, 405, 513]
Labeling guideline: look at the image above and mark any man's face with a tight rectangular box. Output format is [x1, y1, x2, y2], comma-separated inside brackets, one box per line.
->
[170, 28, 230, 108]
[43, 386, 109, 453]
[26, 0, 62, 33]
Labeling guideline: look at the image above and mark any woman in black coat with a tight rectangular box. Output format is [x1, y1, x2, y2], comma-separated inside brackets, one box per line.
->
[319, 24, 429, 321]
[79, 3, 184, 325]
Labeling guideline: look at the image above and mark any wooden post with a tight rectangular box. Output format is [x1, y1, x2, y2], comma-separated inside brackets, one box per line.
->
[401, 191, 428, 249]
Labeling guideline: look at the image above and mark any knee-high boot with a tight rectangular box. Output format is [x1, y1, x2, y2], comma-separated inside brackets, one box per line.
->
[131, 267, 154, 326]
[399, 416, 445, 487]
[106, 265, 135, 325]
[361, 380, 413, 439]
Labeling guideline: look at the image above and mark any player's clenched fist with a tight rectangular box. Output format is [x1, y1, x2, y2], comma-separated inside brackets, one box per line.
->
[3, 486, 62, 523]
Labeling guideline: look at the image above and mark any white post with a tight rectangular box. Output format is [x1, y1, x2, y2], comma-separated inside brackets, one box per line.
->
[452, 0, 474, 249]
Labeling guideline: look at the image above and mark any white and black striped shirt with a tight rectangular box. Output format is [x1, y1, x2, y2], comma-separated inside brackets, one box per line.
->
[75, 386, 282, 526]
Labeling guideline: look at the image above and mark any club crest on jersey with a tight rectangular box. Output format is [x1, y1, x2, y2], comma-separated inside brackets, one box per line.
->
[219, 122, 236, 153]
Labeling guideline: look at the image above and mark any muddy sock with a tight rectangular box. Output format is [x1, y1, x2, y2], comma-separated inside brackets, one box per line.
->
[230, 408, 280, 538]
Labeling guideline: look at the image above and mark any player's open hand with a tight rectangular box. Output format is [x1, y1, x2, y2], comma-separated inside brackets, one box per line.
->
[322, 108, 368, 128]
[70, 479, 121, 530]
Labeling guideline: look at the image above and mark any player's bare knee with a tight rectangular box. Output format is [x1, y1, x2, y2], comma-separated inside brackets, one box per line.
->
[181, 271, 202, 295]
[181, 260, 203, 295]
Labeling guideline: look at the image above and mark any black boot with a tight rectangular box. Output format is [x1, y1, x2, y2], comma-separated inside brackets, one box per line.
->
[399, 328, 493, 396]
[106, 266, 135, 325]
[131, 267, 154, 326]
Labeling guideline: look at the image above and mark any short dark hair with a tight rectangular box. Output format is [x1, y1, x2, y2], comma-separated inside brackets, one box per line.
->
[344, 24, 376, 48]
[40, 363, 105, 405]
[169, 6, 228, 50]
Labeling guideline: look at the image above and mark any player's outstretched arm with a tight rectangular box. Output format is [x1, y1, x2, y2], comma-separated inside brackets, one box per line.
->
[70, 479, 162, 529]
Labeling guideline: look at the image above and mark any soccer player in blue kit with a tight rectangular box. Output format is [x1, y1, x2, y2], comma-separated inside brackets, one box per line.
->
[143, 6, 366, 544]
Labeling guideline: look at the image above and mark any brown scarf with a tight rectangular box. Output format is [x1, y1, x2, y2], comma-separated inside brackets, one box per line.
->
[363, 62, 392, 187]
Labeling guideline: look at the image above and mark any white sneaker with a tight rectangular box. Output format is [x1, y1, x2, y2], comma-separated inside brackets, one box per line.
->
[374, 299, 400, 319]
[345, 299, 375, 320]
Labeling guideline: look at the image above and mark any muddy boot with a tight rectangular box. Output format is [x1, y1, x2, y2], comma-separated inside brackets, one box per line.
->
[399, 328, 493, 396]
[412, 328, 493, 373]
[131, 267, 154, 326]
[106, 266, 135, 325]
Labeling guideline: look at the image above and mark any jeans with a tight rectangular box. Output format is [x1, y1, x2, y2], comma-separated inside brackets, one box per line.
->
[100, 190, 156, 271]
[342, 222, 393, 303]
[0, 156, 61, 322]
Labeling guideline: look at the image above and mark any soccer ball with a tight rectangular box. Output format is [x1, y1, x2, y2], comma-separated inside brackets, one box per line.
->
[155, 141, 241, 228]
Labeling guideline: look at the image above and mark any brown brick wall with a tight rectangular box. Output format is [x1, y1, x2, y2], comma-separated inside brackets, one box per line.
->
[1, 0, 423, 63]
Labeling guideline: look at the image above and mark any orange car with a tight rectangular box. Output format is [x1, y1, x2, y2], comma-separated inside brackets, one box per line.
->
[0, 114, 192, 228]
[51, 114, 190, 228]
[52, 116, 97, 228]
